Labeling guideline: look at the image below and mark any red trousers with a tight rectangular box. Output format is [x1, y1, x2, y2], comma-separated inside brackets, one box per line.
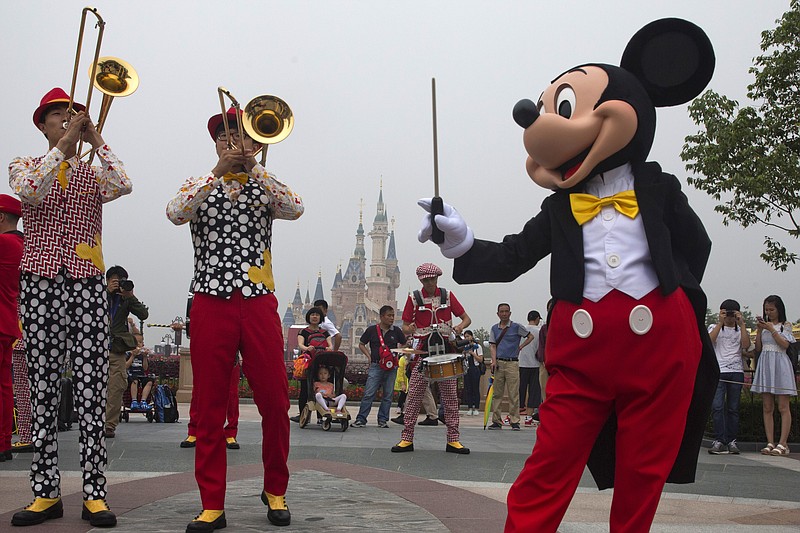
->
[188, 361, 241, 439]
[190, 291, 289, 510]
[0, 335, 14, 451]
[506, 289, 700, 533]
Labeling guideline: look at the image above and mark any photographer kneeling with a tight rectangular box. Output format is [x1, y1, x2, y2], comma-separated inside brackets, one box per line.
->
[105, 265, 149, 438]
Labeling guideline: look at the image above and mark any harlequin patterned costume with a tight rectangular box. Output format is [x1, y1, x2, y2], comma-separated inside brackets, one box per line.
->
[9, 144, 131, 502]
[167, 162, 303, 512]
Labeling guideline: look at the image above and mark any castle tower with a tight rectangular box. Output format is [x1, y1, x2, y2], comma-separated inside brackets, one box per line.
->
[291, 283, 304, 324]
[313, 271, 325, 304]
[385, 219, 401, 307]
[367, 184, 390, 313]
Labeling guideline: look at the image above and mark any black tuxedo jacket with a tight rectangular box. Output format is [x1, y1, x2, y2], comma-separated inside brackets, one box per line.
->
[454, 161, 719, 487]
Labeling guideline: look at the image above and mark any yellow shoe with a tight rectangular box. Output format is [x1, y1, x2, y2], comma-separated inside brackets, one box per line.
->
[180, 435, 197, 448]
[11, 497, 63, 526]
[186, 510, 226, 532]
[446, 441, 470, 454]
[11, 441, 34, 453]
[226, 437, 240, 450]
[82, 499, 117, 527]
[391, 439, 414, 452]
[261, 491, 291, 526]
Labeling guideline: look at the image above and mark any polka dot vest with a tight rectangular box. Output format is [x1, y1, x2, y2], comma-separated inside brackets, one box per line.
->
[189, 180, 274, 298]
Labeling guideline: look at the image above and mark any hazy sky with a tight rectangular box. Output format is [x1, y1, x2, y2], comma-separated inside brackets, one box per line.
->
[1, 0, 797, 339]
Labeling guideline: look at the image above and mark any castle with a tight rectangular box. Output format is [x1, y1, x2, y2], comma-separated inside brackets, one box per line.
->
[282, 186, 401, 362]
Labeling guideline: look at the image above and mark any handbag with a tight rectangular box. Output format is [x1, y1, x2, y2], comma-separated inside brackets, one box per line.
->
[293, 353, 311, 379]
[376, 325, 399, 371]
[787, 341, 799, 372]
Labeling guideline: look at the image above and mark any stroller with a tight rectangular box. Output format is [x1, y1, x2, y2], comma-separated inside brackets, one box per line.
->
[299, 351, 351, 431]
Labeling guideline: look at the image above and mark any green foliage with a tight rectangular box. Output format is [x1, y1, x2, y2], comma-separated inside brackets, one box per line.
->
[682, 1, 800, 271]
[472, 327, 490, 344]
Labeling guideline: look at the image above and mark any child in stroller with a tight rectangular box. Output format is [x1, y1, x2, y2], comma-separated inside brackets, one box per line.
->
[299, 351, 351, 431]
[126, 334, 154, 411]
[314, 365, 347, 415]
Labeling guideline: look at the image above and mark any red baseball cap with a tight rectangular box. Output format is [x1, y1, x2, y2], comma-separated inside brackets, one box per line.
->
[207, 107, 243, 141]
[0, 194, 22, 217]
[32, 88, 85, 126]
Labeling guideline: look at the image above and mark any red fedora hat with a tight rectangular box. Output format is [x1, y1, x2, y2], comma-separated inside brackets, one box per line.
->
[207, 107, 243, 141]
[0, 194, 22, 217]
[32, 87, 85, 126]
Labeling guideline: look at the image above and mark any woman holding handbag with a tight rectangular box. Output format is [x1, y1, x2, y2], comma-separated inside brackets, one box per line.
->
[752, 295, 796, 456]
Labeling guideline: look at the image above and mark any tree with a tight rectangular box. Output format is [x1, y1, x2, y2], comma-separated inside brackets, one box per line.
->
[681, 1, 800, 271]
[472, 327, 490, 345]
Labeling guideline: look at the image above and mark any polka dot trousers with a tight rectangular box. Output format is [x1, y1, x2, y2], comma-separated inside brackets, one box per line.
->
[19, 270, 109, 500]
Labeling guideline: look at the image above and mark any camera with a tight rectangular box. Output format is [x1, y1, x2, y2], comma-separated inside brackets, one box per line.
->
[453, 337, 472, 349]
[725, 310, 735, 317]
[120, 279, 134, 292]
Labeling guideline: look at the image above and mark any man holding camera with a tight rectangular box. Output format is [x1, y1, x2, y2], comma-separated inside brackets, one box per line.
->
[105, 265, 149, 439]
[708, 299, 750, 454]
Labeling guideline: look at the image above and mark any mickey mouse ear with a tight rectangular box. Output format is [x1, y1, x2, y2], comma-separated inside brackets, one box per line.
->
[620, 18, 715, 107]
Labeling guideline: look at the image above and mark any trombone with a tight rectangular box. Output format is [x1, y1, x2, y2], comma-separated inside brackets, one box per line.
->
[217, 87, 294, 166]
[66, 7, 139, 161]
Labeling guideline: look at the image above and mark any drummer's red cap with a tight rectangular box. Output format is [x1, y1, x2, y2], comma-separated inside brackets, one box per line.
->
[416, 262, 442, 280]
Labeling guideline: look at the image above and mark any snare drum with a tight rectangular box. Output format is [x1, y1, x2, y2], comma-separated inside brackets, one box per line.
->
[421, 354, 467, 381]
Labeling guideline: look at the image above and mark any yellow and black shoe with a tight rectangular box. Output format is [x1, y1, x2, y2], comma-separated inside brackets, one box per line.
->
[11, 497, 63, 526]
[225, 437, 240, 450]
[446, 441, 470, 454]
[180, 435, 197, 448]
[11, 442, 34, 453]
[82, 499, 117, 527]
[391, 439, 414, 453]
[186, 510, 226, 532]
[261, 491, 291, 526]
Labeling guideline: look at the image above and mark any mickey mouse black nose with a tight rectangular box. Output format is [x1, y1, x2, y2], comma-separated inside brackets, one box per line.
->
[513, 99, 539, 128]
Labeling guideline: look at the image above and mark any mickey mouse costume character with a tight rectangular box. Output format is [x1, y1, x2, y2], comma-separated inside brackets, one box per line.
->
[418, 19, 719, 532]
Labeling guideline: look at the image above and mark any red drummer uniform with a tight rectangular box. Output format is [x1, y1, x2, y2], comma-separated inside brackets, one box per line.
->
[400, 286, 465, 444]
[167, 154, 303, 511]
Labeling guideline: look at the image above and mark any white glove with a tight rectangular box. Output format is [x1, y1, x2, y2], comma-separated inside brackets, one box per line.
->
[417, 198, 474, 259]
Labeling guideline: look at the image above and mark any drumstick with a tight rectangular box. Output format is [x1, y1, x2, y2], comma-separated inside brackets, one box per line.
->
[430, 78, 444, 244]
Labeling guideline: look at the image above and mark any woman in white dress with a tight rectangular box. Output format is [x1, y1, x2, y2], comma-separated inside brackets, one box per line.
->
[752, 295, 796, 456]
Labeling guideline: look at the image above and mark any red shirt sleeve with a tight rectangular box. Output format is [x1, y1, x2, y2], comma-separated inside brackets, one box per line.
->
[401, 294, 415, 324]
[448, 291, 465, 317]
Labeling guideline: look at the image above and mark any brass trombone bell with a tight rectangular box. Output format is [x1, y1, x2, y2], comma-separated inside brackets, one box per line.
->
[243, 95, 293, 145]
[89, 56, 139, 98]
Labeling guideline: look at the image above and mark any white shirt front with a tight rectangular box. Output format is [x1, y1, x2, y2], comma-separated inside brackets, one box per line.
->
[582, 163, 659, 302]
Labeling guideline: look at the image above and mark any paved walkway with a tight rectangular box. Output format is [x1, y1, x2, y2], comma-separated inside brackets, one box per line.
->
[1, 402, 799, 532]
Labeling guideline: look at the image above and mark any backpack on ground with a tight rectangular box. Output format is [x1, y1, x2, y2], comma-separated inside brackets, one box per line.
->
[154, 384, 179, 423]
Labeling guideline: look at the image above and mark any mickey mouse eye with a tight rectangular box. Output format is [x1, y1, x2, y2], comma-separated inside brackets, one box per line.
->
[537, 100, 545, 114]
[555, 86, 576, 118]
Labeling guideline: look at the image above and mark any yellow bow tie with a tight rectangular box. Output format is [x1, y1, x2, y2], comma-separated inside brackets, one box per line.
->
[569, 190, 639, 225]
[56, 161, 70, 190]
[223, 172, 248, 185]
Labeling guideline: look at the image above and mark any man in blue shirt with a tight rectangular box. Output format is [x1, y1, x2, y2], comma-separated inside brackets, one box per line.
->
[488, 303, 533, 430]
[353, 306, 407, 428]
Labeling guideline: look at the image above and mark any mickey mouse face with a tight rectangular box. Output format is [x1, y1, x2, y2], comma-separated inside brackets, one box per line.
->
[513, 18, 715, 191]
[517, 66, 639, 190]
